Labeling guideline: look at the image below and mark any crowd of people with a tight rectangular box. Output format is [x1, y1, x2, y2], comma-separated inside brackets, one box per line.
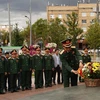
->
[0, 38, 91, 94]
[0, 45, 63, 94]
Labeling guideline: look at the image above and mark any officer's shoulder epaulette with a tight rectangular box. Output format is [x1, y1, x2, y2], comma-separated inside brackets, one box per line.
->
[8, 57, 11, 59]
[71, 46, 76, 49]
[60, 50, 64, 55]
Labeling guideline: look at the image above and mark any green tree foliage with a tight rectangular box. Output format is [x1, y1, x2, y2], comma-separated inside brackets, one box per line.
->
[12, 24, 24, 46]
[86, 21, 100, 49]
[32, 18, 48, 44]
[0, 31, 9, 46]
[22, 18, 66, 48]
[64, 12, 83, 46]
[86, 21, 100, 60]
[49, 18, 67, 47]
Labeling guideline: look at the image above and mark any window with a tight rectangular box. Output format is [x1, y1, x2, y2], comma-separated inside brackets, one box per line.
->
[82, 27, 87, 32]
[82, 13, 87, 17]
[50, 15, 55, 19]
[90, 12, 95, 16]
[58, 14, 62, 19]
[82, 20, 87, 24]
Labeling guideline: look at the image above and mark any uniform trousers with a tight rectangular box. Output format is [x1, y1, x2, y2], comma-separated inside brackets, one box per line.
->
[0, 73, 5, 93]
[63, 70, 78, 87]
[52, 65, 60, 84]
[44, 70, 52, 87]
[34, 70, 43, 88]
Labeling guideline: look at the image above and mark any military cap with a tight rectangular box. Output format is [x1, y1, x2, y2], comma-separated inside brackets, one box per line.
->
[45, 47, 50, 50]
[61, 37, 72, 48]
[35, 47, 41, 51]
[5, 52, 9, 55]
[11, 49, 17, 54]
[21, 45, 28, 50]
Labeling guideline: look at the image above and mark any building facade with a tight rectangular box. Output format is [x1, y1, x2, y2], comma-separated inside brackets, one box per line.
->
[47, 2, 100, 49]
[0, 25, 13, 32]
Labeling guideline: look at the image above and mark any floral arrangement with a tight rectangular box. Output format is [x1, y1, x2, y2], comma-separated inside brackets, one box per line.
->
[45, 43, 57, 48]
[78, 62, 100, 79]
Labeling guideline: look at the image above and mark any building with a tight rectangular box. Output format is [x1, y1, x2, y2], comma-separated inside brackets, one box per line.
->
[47, 2, 100, 49]
[0, 25, 13, 32]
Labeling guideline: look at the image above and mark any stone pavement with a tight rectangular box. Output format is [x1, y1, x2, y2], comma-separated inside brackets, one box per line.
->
[18, 84, 100, 100]
[0, 82, 85, 100]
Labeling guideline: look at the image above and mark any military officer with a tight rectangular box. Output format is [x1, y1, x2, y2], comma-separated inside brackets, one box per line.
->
[26, 47, 32, 89]
[60, 38, 83, 87]
[8, 49, 19, 93]
[0, 48, 7, 94]
[32, 47, 44, 89]
[43, 47, 54, 87]
[19, 46, 31, 91]
[15, 52, 21, 90]
[79, 47, 91, 82]
[4, 52, 10, 91]
[82, 48, 91, 64]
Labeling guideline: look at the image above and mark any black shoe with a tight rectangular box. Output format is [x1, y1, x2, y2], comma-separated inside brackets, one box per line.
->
[53, 83, 56, 85]
[5, 89, 7, 92]
[8, 88, 11, 91]
[45, 85, 48, 88]
[11, 90, 14, 93]
[35, 87, 38, 89]
[14, 90, 18, 92]
[22, 88, 25, 91]
[0, 92, 5, 94]
[26, 87, 29, 90]
[49, 84, 52, 87]
[17, 87, 20, 90]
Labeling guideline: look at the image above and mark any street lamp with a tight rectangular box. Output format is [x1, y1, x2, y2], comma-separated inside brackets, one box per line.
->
[25, 0, 32, 46]
[8, 3, 11, 46]
[96, 0, 100, 22]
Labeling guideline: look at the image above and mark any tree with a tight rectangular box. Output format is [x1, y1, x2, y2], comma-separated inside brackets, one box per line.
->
[85, 21, 100, 60]
[12, 23, 24, 46]
[22, 18, 67, 48]
[49, 18, 67, 48]
[32, 18, 49, 45]
[64, 12, 83, 46]
[0, 31, 9, 46]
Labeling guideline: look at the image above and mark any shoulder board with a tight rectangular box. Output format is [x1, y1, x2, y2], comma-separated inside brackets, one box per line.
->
[71, 46, 76, 48]
[60, 50, 64, 55]
[8, 57, 11, 59]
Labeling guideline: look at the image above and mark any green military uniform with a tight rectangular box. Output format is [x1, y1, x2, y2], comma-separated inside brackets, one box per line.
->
[79, 53, 91, 82]
[60, 48, 82, 87]
[32, 54, 44, 89]
[8, 57, 19, 92]
[16, 56, 21, 90]
[19, 54, 30, 90]
[0, 56, 6, 94]
[4, 55, 10, 91]
[27, 54, 32, 89]
[43, 54, 54, 87]
[82, 54, 91, 64]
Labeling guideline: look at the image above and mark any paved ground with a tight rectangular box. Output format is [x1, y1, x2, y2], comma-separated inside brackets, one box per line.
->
[18, 85, 100, 100]
[0, 82, 84, 100]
